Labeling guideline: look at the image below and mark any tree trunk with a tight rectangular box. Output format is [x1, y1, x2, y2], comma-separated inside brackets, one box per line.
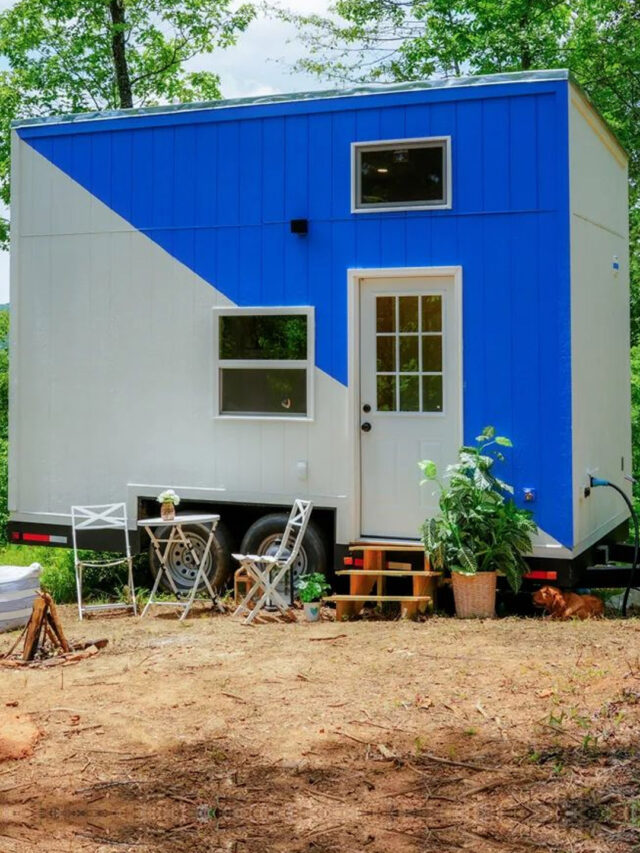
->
[109, 0, 133, 108]
[519, 6, 533, 71]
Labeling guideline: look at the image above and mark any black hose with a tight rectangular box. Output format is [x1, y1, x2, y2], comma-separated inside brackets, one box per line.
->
[599, 481, 639, 617]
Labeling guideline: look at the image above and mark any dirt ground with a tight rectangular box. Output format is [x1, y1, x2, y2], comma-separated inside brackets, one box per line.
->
[1, 606, 640, 852]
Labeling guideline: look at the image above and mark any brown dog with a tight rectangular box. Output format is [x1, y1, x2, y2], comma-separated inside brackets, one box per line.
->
[533, 585, 604, 620]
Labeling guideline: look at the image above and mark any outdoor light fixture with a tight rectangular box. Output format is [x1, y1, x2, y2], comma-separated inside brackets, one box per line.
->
[290, 219, 308, 235]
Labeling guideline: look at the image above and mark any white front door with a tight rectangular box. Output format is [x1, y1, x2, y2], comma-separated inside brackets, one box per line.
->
[359, 273, 462, 539]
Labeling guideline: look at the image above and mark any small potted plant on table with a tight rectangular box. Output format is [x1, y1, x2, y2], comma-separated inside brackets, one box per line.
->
[298, 572, 330, 622]
[419, 426, 537, 618]
[157, 489, 180, 522]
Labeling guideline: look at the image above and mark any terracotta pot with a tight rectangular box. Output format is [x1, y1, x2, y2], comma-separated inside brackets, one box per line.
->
[452, 571, 497, 618]
[160, 501, 176, 522]
[303, 601, 321, 622]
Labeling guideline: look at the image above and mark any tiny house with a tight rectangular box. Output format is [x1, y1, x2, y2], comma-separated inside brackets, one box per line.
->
[8, 70, 631, 586]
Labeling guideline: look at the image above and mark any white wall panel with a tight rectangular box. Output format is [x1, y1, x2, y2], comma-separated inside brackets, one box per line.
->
[569, 86, 632, 552]
[11, 142, 351, 535]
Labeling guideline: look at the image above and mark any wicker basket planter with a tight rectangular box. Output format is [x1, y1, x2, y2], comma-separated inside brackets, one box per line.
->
[452, 571, 497, 618]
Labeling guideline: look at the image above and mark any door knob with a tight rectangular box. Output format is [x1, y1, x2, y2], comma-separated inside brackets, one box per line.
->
[361, 422, 372, 432]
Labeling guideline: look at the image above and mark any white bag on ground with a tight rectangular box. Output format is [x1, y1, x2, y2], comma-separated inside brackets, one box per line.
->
[0, 564, 42, 633]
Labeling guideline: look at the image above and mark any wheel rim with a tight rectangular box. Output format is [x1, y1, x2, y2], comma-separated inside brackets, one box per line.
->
[257, 533, 308, 594]
[162, 529, 214, 586]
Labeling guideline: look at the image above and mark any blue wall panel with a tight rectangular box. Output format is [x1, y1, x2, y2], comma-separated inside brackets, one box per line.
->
[19, 79, 573, 545]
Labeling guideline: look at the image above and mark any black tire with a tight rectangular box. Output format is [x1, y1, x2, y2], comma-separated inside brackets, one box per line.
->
[149, 521, 232, 594]
[240, 513, 327, 593]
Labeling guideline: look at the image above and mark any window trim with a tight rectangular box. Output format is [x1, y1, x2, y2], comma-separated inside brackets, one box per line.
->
[351, 136, 452, 214]
[212, 305, 315, 421]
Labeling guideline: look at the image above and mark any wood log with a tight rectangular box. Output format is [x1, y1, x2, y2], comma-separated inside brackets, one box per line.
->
[23, 595, 47, 661]
[43, 593, 70, 652]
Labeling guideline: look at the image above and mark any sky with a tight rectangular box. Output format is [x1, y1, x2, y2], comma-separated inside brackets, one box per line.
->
[0, 0, 332, 303]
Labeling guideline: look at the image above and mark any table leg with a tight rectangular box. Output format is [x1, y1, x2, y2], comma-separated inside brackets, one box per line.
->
[141, 525, 180, 617]
[179, 522, 219, 621]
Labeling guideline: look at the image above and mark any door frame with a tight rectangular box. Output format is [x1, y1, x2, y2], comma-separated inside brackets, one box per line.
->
[347, 266, 464, 541]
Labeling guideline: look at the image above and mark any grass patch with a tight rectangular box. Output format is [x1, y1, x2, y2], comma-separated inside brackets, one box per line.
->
[0, 544, 149, 604]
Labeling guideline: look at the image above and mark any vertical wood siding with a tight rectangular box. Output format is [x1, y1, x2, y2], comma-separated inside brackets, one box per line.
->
[17, 81, 573, 546]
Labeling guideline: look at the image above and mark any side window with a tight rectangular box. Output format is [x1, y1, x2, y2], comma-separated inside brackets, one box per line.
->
[213, 308, 314, 418]
[353, 137, 451, 212]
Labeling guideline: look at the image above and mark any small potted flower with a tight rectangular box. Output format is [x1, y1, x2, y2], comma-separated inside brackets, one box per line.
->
[157, 489, 180, 522]
[298, 572, 330, 622]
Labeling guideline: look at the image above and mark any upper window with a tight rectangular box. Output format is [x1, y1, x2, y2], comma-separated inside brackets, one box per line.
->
[213, 308, 314, 419]
[352, 137, 451, 213]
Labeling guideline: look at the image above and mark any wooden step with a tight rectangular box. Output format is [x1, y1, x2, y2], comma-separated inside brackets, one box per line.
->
[349, 540, 424, 553]
[335, 570, 441, 578]
[324, 594, 432, 603]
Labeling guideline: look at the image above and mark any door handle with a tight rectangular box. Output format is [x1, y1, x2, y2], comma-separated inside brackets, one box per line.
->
[361, 422, 372, 432]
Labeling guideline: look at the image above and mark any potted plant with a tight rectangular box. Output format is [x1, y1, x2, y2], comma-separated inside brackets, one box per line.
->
[419, 426, 537, 618]
[157, 489, 180, 522]
[298, 572, 330, 622]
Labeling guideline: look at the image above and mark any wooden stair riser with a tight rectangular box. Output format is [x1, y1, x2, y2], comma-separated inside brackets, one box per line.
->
[342, 550, 379, 618]
[334, 545, 437, 620]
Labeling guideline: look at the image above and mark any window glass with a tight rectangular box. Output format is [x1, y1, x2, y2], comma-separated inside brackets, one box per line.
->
[399, 296, 419, 332]
[399, 376, 420, 412]
[399, 336, 419, 372]
[377, 375, 395, 412]
[422, 336, 442, 372]
[220, 368, 307, 415]
[376, 296, 395, 333]
[220, 315, 307, 360]
[358, 141, 447, 209]
[421, 295, 442, 332]
[422, 375, 443, 413]
[376, 337, 395, 372]
[375, 293, 444, 414]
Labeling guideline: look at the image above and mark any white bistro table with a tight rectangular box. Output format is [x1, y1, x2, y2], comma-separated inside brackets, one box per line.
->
[138, 513, 221, 620]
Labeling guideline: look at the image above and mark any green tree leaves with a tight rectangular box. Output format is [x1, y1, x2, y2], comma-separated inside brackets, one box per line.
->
[283, 1, 639, 334]
[0, 0, 256, 246]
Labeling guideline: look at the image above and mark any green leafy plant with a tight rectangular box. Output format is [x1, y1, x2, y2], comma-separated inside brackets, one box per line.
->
[419, 426, 537, 593]
[298, 572, 330, 603]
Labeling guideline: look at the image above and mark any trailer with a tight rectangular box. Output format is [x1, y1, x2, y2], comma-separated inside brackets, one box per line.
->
[8, 69, 631, 590]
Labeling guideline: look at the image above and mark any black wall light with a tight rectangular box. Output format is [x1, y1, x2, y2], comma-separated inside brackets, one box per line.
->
[290, 219, 309, 236]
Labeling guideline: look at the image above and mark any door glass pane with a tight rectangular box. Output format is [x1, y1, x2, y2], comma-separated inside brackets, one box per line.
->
[377, 375, 396, 411]
[421, 296, 442, 332]
[399, 296, 419, 332]
[422, 375, 443, 412]
[422, 336, 442, 372]
[399, 335, 419, 372]
[220, 368, 307, 415]
[376, 336, 395, 372]
[376, 296, 395, 333]
[399, 376, 419, 411]
[373, 291, 445, 415]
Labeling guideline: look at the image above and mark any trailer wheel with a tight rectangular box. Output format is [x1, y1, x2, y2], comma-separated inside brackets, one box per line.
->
[148, 522, 232, 594]
[239, 513, 327, 594]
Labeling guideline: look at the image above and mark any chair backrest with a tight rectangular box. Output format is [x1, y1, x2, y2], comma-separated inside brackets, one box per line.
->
[70, 503, 131, 560]
[273, 499, 313, 566]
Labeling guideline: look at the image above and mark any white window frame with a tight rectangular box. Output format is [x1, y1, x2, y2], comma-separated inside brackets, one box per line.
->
[212, 305, 315, 421]
[351, 136, 452, 214]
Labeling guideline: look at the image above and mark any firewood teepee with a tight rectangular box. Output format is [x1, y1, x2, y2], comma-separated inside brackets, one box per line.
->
[16, 591, 69, 661]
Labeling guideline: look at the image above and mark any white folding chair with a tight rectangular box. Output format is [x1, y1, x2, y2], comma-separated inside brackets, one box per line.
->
[71, 503, 137, 620]
[233, 499, 313, 625]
